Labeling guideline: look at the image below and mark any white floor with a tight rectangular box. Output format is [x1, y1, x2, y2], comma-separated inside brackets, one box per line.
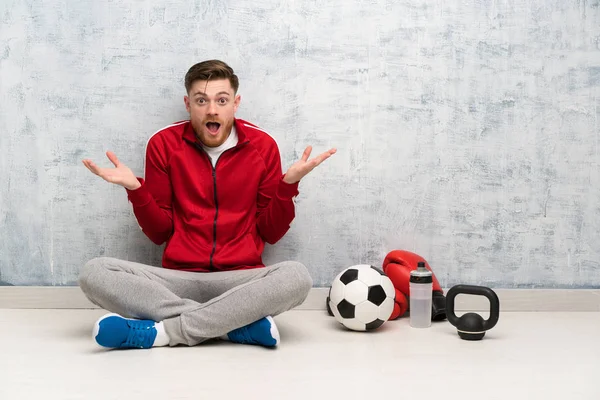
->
[0, 309, 599, 400]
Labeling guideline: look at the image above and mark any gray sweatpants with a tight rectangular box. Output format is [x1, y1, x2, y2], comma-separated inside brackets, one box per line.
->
[78, 257, 312, 346]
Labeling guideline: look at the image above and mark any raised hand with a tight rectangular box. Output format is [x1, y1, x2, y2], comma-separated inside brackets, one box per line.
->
[283, 146, 337, 184]
[82, 151, 141, 190]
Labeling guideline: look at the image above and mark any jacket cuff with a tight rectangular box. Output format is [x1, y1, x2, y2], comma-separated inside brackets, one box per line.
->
[126, 178, 152, 206]
[276, 175, 299, 200]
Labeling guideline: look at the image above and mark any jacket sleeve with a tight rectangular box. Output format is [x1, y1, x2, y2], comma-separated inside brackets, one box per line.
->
[256, 144, 299, 244]
[125, 136, 174, 245]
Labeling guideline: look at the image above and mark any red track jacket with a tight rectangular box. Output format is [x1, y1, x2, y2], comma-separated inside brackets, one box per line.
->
[125, 119, 299, 272]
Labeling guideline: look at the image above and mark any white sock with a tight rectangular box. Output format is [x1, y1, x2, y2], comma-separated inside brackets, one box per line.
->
[153, 321, 170, 347]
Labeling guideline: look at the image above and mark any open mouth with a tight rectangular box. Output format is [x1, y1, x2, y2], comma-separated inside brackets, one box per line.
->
[206, 122, 221, 135]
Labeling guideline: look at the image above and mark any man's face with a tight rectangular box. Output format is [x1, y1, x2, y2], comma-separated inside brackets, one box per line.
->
[184, 79, 240, 147]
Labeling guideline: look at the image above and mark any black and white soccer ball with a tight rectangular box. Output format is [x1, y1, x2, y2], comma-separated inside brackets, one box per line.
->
[327, 264, 395, 331]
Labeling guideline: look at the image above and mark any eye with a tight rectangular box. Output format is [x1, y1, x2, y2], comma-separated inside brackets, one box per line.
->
[218, 98, 228, 105]
[197, 98, 206, 104]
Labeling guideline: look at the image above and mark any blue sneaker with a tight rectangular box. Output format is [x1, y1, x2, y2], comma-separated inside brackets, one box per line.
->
[227, 316, 280, 348]
[93, 313, 157, 349]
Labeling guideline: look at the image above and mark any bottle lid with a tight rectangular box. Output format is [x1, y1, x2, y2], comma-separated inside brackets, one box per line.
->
[410, 261, 433, 283]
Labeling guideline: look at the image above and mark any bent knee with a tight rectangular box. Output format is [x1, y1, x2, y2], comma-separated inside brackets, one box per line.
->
[286, 261, 313, 299]
[78, 257, 113, 292]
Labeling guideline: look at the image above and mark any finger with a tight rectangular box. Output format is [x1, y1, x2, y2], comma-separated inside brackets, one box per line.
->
[83, 160, 101, 175]
[82, 160, 95, 174]
[106, 151, 120, 168]
[322, 149, 336, 158]
[311, 150, 334, 167]
[301, 146, 312, 162]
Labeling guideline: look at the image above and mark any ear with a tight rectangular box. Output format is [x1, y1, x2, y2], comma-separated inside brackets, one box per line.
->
[184, 96, 191, 113]
[233, 94, 241, 113]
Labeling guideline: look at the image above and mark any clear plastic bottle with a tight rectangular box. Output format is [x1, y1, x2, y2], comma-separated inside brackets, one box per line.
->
[409, 261, 433, 328]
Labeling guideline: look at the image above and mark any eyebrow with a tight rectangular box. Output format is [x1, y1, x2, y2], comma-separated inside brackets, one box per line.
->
[193, 91, 231, 97]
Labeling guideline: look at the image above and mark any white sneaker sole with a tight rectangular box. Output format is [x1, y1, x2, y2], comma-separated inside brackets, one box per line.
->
[266, 316, 280, 346]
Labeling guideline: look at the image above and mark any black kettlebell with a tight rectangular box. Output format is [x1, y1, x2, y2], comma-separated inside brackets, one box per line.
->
[446, 284, 500, 340]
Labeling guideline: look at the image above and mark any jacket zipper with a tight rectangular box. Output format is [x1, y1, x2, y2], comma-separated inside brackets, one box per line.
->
[209, 162, 218, 270]
[194, 140, 249, 270]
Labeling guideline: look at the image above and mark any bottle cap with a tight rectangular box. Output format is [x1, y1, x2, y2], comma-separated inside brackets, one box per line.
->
[410, 261, 433, 284]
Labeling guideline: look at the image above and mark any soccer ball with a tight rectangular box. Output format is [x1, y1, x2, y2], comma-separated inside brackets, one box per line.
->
[327, 264, 395, 331]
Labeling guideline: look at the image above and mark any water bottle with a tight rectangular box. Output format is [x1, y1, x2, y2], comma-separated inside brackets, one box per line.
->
[409, 261, 433, 328]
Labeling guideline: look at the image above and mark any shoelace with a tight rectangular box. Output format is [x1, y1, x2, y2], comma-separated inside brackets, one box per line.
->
[122, 319, 156, 348]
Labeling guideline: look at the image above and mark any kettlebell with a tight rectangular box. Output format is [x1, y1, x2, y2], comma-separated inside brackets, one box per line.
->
[446, 284, 500, 340]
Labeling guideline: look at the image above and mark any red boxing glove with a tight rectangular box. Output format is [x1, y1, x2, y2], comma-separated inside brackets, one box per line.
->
[382, 250, 447, 321]
[389, 288, 408, 320]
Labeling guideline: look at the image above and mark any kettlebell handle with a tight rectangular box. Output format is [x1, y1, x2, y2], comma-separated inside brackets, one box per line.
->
[446, 284, 500, 331]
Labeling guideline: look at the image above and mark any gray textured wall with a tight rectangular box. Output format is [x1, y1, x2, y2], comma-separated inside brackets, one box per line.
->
[1, 0, 599, 288]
